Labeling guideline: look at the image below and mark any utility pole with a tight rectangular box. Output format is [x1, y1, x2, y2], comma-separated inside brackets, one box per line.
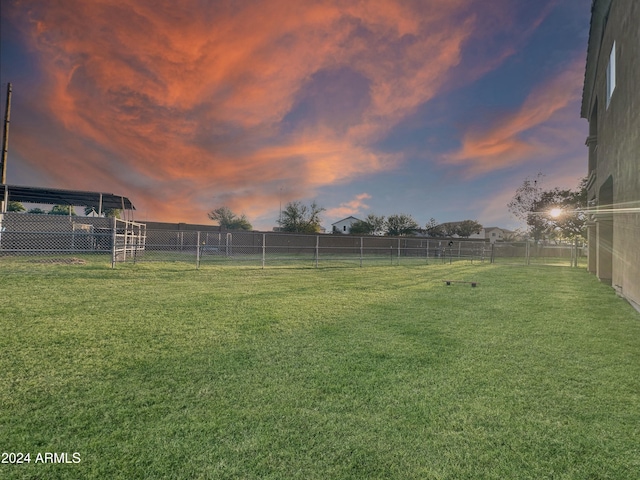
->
[278, 186, 282, 230]
[1, 82, 12, 213]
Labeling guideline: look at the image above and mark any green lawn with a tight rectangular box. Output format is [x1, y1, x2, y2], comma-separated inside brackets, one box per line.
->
[1, 260, 639, 479]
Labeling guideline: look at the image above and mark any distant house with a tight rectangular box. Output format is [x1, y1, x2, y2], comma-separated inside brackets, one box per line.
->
[331, 216, 361, 234]
[581, 0, 640, 310]
[469, 227, 507, 243]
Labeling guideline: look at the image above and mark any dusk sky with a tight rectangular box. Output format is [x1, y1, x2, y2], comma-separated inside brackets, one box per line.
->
[1, 0, 591, 231]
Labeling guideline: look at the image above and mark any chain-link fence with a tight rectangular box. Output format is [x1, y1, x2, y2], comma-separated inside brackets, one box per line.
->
[491, 241, 587, 267]
[0, 213, 113, 255]
[135, 230, 494, 268]
[1, 213, 585, 268]
[0, 213, 144, 266]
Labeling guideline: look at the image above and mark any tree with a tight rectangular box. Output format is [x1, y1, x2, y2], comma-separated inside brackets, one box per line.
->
[457, 220, 483, 238]
[425, 218, 445, 237]
[278, 201, 324, 233]
[440, 222, 460, 237]
[508, 173, 586, 243]
[508, 172, 548, 241]
[7, 201, 25, 212]
[349, 214, 386, 235]
[208, 206, 252, 230]
[48, 205, 76, 216]
[385, 214, 418, 236]
[346, 220, 368, 235]
[536, 178, 587, 241]
[84, 206, 122, 218]
[27, 208, 47, 214]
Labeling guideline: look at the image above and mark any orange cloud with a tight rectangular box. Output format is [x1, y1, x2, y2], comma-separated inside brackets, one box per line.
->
[445, 58, 585, 175]
[6, 0, 550, 225]
[325, 193, 372, 220]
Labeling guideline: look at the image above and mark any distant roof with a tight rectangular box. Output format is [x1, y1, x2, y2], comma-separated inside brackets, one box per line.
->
[331, 216, 361, 225]
[1, 184, 135, 210]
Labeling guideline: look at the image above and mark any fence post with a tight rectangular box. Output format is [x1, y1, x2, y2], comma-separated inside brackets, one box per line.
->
[315, 235, 319, 268]
[111, 217, 117, 268]
[360, 236, 363, 267]
[196, 231, 201, 269]
[123, 221, 129, 262]
[397, 238, 400, 266]
[132, 226, 138, 264]
[262, 233, 266, 269]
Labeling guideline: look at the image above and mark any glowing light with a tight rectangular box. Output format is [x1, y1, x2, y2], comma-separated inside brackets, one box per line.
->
[549, 208, 563, 218]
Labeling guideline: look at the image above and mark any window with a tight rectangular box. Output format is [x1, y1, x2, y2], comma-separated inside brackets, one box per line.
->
[343, 225, 347, 231]
[606, 41, 616, 108]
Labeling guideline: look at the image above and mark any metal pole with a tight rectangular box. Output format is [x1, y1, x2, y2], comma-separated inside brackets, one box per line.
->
[1, 83, 11, 214]
[123, 222, 129, 262]
[360, 236, 363, 267]
[196, 231, 201, 269]
[111, 217, 117, 268]
[315, 235, 319, 268]
[278, 187, 282, 229]
[132, 224, 138, 264]
[2, 184, 7, 214]
[397, 238, 400, 266]
[426, 240, 429, 264]
[262, 233, 266, 269]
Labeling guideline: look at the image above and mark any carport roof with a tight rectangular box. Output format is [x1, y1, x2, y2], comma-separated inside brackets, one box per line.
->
[1, 184, 135, 210]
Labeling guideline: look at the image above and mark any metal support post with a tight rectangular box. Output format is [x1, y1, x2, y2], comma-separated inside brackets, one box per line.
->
[426, 240, 429, 264]
[111, 217, 117, 268]
[1, 83, 12, 214]
[196, 231, 201, 268]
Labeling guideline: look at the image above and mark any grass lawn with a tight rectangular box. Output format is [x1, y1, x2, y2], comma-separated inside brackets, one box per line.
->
[1, 259, 639, 479]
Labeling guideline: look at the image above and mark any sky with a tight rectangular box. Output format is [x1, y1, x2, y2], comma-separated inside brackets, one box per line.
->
[1, 0, 592, 231]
